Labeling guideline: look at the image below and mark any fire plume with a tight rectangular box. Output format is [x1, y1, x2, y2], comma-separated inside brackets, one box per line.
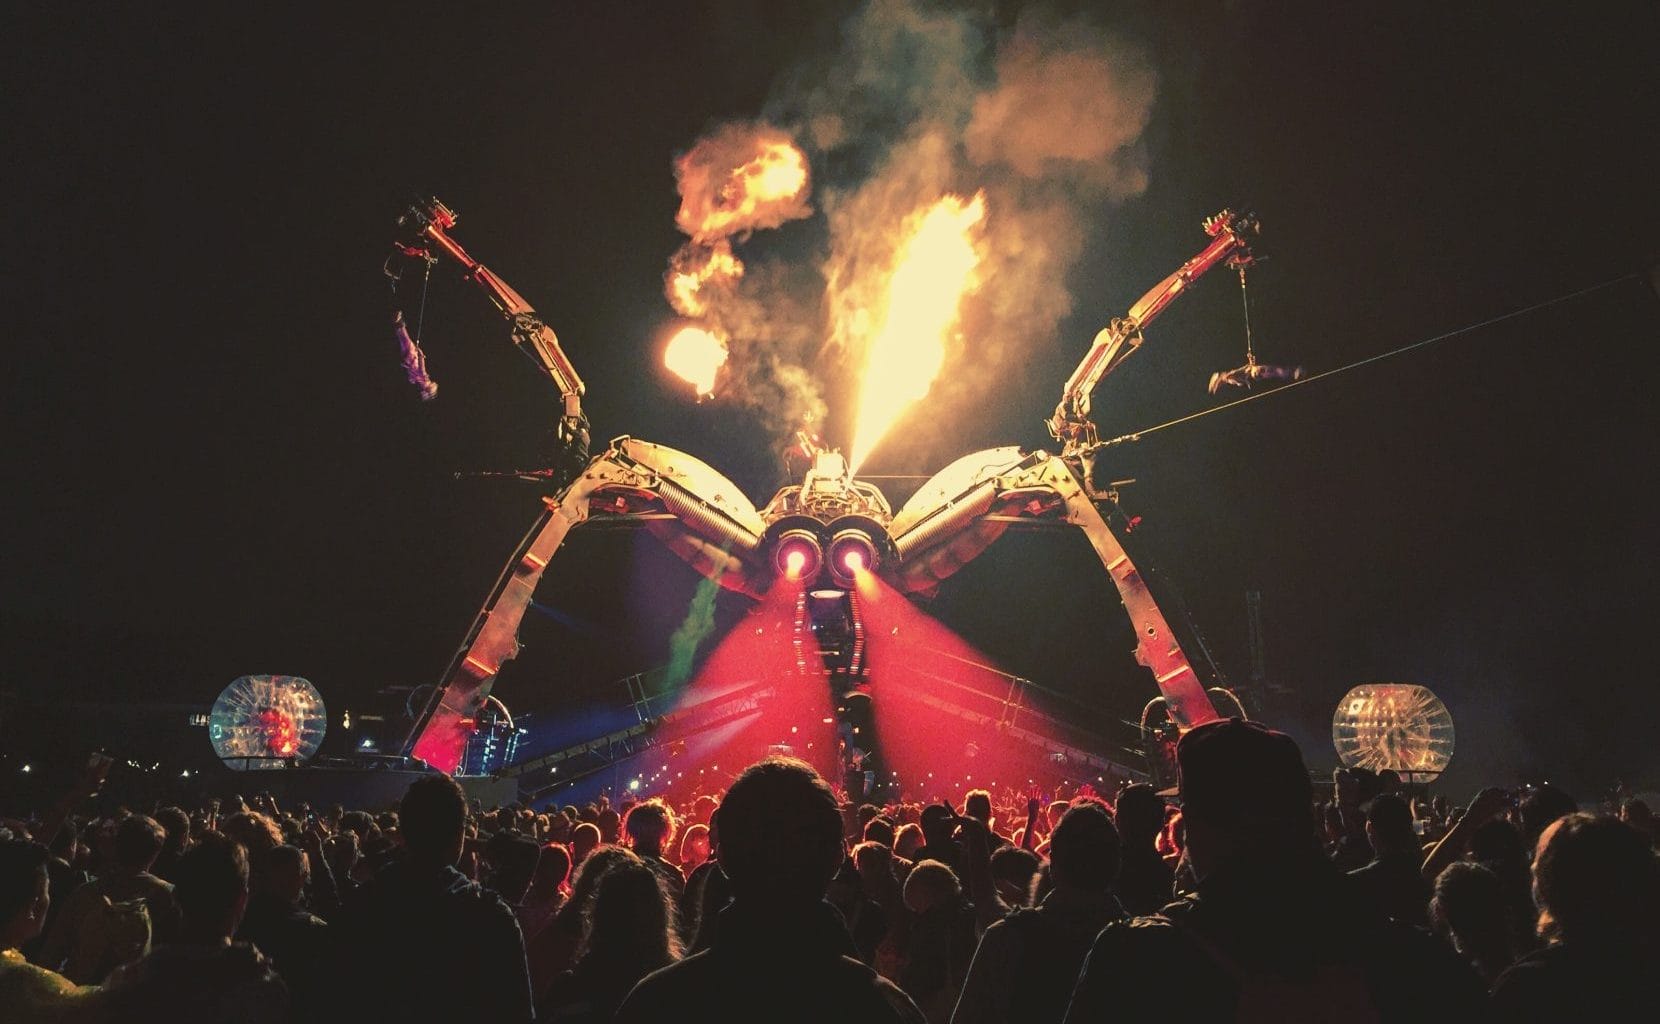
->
[849, 192, 988, 473]
[676, 131, 811, 242]
[664, 325, 729, 397]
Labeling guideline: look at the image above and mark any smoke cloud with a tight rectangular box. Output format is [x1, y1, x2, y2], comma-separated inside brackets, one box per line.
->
[663, 1, 1159, 464]
[965, 15, 1156, 197]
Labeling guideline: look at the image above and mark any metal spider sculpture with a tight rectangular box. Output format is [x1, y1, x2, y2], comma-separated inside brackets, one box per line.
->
[391, 197, 1258, 774]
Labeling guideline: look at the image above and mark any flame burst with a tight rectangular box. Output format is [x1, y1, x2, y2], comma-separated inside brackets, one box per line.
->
[667, 240, 745, 318]
[676, 135, 811, 242]
[664, 325, 730, 397]
[849, 192, 988, 473]
[662, 126, 812, 399]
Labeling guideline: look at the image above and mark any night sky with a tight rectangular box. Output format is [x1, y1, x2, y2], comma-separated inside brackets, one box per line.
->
[5, 3, 1657, 798]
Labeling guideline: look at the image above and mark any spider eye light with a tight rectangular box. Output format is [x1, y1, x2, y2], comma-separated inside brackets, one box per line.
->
[827, 530, 879, 585]
[772, 529, 824, 580]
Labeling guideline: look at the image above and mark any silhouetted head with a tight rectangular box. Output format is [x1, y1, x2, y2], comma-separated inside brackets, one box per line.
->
[325, 829, 359, 877]
[597, 808, 621, 845]
[903, 859, 962, 914]
[1533, 813, 1660, 943]
[564, 844, 638, 922]
[1049, 802, 1120, 894]
[963, 790, 993, 825]
[155, 807, 191, 849]
[1177, 718, 1314, 876]
[484, 833, 541, 904]
[624, 799, 675, 857]
[894, 822, 924, 860]
[571, 822, 602, 865]
[1365, 794, 1419, 857]
[1431, 861, 1511, 960]
[532, 842, 572, 897]
[717, 756, 843, 908]
[113, 814, 167, 873]
[221, 812, 284, 857]
[679, 794, 710, 827]
[920, 803, 956, 847]
[678, 823, 710, 870]
[989, 845, 1040, 904]
[580, 859, 681, 972]
[1469, 817, 1526, 872]
[253, 845, 309, 906]
[862, 816, 895, 848]
[1113, 783, 1166, 845]
[399, 774, 467, 867]
[1518, 785, 1578, 847]
[851, 840, 893, 897]
[175, 832, 250, 942]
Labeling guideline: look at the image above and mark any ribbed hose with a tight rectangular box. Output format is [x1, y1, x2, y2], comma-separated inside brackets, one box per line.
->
[658, 478, 761, 554]
[894, 479, 999, 561]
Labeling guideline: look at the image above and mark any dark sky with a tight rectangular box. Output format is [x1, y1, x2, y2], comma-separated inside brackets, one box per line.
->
[5, 2, 1657, 796]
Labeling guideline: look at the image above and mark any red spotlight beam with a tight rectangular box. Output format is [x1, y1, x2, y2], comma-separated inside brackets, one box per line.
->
[895, 453, 1222, 729]
[861, 566, 1158, 780]
[903, 641, 1117, 712]
[875, 681, 1144, 782]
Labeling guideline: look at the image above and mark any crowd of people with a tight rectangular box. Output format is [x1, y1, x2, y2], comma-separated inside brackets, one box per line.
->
[3, 718, 1657, 1022]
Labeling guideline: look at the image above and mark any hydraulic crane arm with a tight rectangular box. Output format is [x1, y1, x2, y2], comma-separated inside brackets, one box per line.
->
[397, 197, 590, 475]
[1048, 209, 1258, 452]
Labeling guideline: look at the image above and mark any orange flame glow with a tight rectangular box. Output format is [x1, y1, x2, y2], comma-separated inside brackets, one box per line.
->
[664, 325, 730, 397]
[676, 133, 811, 243]
[848, 192, 988, 473]
[666, 240, 745, 317]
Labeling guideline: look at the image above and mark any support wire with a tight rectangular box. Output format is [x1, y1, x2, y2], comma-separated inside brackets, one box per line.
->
[1093, 273, 1641, 451]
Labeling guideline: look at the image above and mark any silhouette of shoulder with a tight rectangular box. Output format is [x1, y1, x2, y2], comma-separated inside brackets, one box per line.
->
[1067, 900, 1482, 1023]
[618, 947, 924, 1024]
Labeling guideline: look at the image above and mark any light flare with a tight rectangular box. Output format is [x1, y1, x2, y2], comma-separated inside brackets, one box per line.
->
[848, 192, 989, 473]
[664, 325, 729, 397]
[784, 549, 808, 578]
